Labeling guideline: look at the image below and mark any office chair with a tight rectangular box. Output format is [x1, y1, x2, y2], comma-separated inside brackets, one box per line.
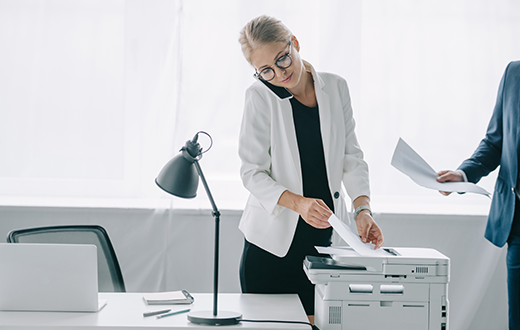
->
[6, 224, 126, 292]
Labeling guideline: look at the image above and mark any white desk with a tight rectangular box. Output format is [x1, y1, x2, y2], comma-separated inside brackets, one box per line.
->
[0, 293, 310, 330]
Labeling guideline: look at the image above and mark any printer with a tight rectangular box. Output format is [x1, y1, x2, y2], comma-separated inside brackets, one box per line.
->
[304, 247, 450, 330]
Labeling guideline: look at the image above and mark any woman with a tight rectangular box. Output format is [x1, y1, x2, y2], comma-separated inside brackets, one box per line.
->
[237, 15, 384, 318]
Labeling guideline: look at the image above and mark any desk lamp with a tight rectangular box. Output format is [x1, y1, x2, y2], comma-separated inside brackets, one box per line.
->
[155, 131, 242, 326]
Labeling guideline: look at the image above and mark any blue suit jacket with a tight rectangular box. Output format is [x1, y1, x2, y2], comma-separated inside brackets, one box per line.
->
[458, 61, 520, 247]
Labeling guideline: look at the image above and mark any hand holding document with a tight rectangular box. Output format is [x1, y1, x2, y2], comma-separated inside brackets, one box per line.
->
[322, 214, 390, 257]
[391, 138, 490, 196]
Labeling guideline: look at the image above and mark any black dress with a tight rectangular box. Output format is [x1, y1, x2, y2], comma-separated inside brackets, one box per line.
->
[239, 97, 334, 315]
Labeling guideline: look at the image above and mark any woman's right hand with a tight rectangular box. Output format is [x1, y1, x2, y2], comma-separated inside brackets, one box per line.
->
[278, 190, 332, 229]
[436, 170, 464, 196]
[296, 197, 332, 229]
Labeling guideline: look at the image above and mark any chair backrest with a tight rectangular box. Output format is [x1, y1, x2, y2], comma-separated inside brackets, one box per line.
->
[6, 225, 125, 292]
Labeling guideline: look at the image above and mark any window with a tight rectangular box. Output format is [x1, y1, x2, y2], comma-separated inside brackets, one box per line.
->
[1, 0, 519, 213]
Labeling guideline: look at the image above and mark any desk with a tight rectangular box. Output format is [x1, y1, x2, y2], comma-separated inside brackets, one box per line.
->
[0, 293, 310, 330]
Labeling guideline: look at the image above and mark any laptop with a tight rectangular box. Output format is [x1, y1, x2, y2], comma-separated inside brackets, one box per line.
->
[0, 243, 107, 312]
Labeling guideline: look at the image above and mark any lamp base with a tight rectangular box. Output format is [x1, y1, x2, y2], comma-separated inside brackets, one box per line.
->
[187, 310, 242, 326]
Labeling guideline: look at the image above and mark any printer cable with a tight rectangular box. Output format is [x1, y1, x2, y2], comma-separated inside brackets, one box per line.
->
[240, 319, 320, 330]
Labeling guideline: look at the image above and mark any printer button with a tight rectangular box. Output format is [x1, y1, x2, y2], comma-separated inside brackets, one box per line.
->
[334, 191, 340, 199]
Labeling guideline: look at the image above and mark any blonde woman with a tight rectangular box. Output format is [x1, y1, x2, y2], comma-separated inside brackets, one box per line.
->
[237, 15, 383, 319]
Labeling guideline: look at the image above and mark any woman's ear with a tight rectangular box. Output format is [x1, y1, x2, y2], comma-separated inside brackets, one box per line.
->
[292, 36, 300, 52]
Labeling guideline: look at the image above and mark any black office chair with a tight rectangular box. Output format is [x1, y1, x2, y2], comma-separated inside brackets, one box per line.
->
[6, 224, 126, 292]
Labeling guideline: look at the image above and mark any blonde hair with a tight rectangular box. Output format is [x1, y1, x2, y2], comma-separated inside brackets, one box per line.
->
[239, 15, 293, 65]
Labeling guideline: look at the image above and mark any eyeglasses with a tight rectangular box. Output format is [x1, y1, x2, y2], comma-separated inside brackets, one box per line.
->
[253, 41, 293, 82]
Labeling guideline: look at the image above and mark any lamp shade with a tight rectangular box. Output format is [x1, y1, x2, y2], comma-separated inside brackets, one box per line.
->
[155, 151, 199, 198]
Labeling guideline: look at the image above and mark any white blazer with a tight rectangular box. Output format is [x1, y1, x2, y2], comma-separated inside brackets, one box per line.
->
[238, 61, 370, 257]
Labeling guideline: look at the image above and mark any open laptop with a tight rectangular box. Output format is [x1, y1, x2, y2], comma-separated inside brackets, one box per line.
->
[0, 243, 107, 312]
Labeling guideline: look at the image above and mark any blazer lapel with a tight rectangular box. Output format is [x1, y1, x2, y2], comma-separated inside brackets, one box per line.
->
[280, 99, 302, 184]
[310, 66, 331, 170]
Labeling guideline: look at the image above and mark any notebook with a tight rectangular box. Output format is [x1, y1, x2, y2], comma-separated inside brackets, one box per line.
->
[142, 290, 194, 305]
[0, 243, 107, 312]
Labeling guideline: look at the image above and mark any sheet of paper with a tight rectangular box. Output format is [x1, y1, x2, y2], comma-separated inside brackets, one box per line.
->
[327, 214, 391, 257]
[391, 137, 490, 196]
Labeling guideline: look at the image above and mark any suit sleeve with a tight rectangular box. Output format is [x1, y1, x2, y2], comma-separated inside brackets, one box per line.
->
[457, 62, 510, 183]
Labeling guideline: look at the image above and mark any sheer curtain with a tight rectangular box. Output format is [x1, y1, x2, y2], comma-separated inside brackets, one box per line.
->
[357, 1, 520, 216]
[172, 0, 520, 214]
[0, 0, 182, 207]
[1, 0, 518, 212]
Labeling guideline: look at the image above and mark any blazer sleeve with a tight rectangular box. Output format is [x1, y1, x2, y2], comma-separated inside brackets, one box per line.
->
[238, 87, 288, 216]
[339, 78, 371, 200]
[457, 62, 510, 183]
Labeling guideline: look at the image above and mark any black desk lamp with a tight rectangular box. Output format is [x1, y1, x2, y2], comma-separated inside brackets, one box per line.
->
[155, 131, 242, 326]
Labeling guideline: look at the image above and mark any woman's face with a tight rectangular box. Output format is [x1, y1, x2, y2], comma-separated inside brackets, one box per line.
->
[250, 38, 304, 90]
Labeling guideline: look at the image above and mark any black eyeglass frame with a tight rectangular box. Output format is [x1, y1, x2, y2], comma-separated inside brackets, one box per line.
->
[253, 41, 293, 82]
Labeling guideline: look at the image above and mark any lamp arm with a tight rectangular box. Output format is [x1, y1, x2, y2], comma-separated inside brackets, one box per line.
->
[193, 160, 220, 218]
[193, 160, 220, 317]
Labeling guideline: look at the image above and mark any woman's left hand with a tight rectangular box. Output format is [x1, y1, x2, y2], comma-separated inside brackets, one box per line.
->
[356, 211, 384, 249]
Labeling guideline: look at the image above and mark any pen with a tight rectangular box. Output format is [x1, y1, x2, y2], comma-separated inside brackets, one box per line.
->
[182, 290, 195, 303]
[156, 308, 191, 319]
[143, 309, 171, 317]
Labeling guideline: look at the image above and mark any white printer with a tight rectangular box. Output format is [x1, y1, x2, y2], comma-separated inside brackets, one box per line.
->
[304, 247, 450, 330]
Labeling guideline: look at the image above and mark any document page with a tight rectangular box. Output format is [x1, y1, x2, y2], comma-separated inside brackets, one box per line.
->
[325, 214, 390, 257]
[391, 138, 490, 196]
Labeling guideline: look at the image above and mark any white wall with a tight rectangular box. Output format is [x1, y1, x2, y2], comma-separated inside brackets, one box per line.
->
[0, 206, 507, 329]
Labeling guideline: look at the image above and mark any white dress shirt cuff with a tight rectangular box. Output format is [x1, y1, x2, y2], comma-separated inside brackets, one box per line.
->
[455, 169, 468, 182]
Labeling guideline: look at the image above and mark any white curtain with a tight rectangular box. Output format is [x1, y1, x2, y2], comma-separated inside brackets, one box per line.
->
[356, 0, 520, 216]
[173, 0, 520, 213]
[2, 0, 519, 212]
[0, 0, 182, 207]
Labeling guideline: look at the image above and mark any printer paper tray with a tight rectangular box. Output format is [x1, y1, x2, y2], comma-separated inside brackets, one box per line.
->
[342, 301, 428, 330]
[315, 287, 429, 330]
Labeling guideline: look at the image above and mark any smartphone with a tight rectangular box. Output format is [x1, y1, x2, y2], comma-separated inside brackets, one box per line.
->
[256, 77, 293, 100]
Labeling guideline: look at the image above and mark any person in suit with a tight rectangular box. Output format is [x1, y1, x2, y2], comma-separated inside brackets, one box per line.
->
[437, 60, 520, 329]
[237, 15, 384, 320]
